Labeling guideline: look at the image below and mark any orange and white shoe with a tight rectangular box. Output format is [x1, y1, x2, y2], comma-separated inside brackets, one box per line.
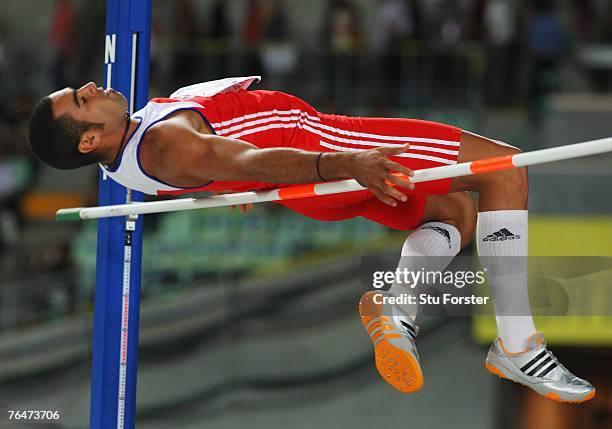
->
[486, 333, 596, 403]
[359, 290, 423, 393]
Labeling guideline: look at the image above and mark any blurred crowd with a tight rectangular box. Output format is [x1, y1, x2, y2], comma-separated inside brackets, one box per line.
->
[0, 0, 609, 125]
[144, 0, 612, 110]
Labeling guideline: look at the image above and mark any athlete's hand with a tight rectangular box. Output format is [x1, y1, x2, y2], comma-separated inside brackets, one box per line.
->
[210, 191, 254, 213]
[231, 203, 254, 213]
[348, 144, 415, 207]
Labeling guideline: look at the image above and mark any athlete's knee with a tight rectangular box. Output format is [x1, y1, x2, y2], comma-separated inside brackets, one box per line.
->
[425, 192, 476, 248]
[498, 145, 528, 199]
[481, 143, 528, 201]
[449, 192, 477, 248]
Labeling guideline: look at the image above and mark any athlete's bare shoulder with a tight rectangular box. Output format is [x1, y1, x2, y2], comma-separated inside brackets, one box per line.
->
[143, 109, 211, 151]
[150, 109, 213, 137]
[139, 110, 213, 185]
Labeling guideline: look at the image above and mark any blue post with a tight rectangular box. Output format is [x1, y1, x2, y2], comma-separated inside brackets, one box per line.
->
[91, 1, 150, 428]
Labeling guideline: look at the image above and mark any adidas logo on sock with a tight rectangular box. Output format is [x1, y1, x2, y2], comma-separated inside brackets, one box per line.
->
[422, 226, 452, 248]
[483, 228, 521, 242]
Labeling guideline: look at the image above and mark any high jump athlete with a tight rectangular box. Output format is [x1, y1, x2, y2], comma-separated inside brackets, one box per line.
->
[27, 78, 595, 403]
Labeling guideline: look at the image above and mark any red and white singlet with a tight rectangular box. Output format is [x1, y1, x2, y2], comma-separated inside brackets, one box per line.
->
[101, 77, 462, 230]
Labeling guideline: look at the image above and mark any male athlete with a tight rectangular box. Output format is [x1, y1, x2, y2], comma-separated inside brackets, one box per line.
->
[28, 77, 594, 402]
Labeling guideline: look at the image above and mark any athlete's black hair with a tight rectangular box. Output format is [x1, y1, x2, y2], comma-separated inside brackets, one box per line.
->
[28, 96, 104, 170]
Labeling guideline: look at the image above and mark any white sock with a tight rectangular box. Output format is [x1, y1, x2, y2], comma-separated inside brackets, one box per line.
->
[389, 222, 461, 323]
[477, 210, 536, 352]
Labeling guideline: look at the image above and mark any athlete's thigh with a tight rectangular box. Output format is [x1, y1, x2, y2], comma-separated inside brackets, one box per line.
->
[450, 130, 521, 193]
[279, 190, 427, 231]
[277, 192, 368, 222]
[358, 194, 428, 231]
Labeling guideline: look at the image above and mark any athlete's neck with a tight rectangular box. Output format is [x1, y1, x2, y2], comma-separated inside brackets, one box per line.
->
[102, 113, 139, 168]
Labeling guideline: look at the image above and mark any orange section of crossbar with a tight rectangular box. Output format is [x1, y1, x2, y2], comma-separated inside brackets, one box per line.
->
[278, 184, 317, 200]
[470, 155, 515, 174]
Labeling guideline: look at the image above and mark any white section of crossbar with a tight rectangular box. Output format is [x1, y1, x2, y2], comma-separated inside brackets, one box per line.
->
[511, 137, 612, 167]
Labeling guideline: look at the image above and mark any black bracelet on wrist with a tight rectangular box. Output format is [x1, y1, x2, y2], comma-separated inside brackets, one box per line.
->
[316, 152, 328, 181]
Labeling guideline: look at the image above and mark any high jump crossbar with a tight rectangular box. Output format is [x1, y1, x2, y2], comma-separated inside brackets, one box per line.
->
[57, 137, 612, 222]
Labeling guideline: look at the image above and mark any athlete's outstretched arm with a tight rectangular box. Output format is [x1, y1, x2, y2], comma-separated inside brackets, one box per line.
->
[147, 120, 415, 206]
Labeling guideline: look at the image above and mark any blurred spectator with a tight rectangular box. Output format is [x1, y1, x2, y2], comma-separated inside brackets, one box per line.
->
[584, 3, 612, 92]
[262, 0, 290, 41]
[483, 0, 519, 105]
[321, 0, 362, 111]
[432, 0, 464, 46]
[209, 0, 230, 42]
[484, 0, 517, 54]
[242, 0, 266, 75]
[371, 0, 419, 52]
[259, 0, 298, 87]
[599, 4, 612, 43]
[568, 0, 595, 44]
[0, 126, 30, 251]
[472, 0, 487, 42]
[48, 0, 77, 88]
[73, 1, 106, 87]
[242, 0, 298, 88]
[171, 0, 202, 87]
[428, 0, 468, 104]
[525, 0, 569, 123]
[204, 0, 231, 80]
[1, 91, 39, 239]
[0, 4, 8, 102]
[370, 0, 421, 109]
[32, 243, 79, 318]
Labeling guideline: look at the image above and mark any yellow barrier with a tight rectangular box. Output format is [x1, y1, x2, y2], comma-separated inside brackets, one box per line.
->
[472, 216, 612, 346]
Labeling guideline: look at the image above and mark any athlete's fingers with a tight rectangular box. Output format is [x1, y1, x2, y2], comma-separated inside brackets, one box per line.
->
[382, 159, 415, 178]
[385, 173, 414, 191]
[369, 185, 397, 207]
[381, 181, 408, 203]
[230, 204, 252, 212]
[377, 144, 410, 156]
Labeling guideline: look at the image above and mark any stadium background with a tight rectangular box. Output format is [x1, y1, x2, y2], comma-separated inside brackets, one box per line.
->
[0, 0, 611, 428]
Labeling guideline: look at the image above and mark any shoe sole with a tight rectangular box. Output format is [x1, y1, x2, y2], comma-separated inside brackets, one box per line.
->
[359, 291, 423, 394]
[485, 362, 596, 404]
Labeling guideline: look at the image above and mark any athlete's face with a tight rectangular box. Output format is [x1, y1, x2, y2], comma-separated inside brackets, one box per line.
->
[49, 82, 128, 131]
[49, 82, 129, 155]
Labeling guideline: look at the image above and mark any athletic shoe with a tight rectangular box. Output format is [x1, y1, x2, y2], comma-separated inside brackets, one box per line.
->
[486, 333, 596, 403]
[359, 290, 423, 393]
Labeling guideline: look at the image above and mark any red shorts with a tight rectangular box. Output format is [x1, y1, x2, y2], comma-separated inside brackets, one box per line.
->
[194, 90, 462, 230]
